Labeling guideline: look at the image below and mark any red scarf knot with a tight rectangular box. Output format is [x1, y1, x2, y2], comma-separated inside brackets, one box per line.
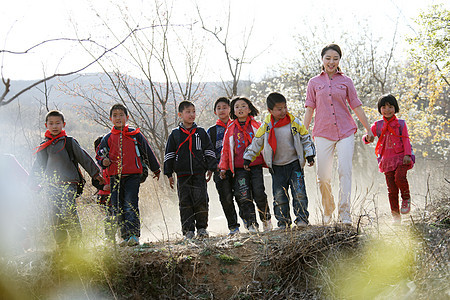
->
[111, 125, 140, 142]
[35, 130, 67, 153]
[268, 114, 291, 155]
[216, 119, 230, 128]
[177, 127, 197, 156]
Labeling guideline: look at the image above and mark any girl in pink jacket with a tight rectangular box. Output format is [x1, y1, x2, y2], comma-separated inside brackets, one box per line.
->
[364, 94, 414, 224]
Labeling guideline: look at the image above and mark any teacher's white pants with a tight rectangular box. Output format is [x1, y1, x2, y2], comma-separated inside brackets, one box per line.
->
[315, 135, 354, 222]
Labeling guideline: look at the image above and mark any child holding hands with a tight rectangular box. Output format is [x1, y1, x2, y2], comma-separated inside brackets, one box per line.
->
[219, 96, 272, 232]
[364, 94, 414, 223]
[97, 104, 161, 246]
[244, 93, 315, 229]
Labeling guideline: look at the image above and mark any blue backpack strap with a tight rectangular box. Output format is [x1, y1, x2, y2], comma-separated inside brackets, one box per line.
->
[397, 119, 405, 135]
[375, 120, 384, 137]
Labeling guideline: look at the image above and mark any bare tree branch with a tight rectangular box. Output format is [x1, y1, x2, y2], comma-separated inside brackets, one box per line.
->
[0, 29, 140, 106]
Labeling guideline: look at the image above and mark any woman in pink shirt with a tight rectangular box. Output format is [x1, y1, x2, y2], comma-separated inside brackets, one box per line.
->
[303, 44, 374, 225]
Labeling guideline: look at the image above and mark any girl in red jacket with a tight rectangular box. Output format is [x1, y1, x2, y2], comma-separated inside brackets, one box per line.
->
[364, 94, 414, 224]
[219, 97, 272, 232]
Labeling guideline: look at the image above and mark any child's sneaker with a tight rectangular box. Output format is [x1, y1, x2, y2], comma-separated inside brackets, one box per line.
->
[197, 228, 209, 239]
[400, 198, 411, 214]
[127, 235, 139, 246]
[262, 220, 273, 232]
[228, 227, 240, 236]
[296, 220, 308, 228]
[185, 231, 195, 240]
[248, 224, 258, 233]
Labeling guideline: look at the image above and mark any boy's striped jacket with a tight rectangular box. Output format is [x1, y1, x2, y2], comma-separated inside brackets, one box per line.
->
[243, 113, 315, 169]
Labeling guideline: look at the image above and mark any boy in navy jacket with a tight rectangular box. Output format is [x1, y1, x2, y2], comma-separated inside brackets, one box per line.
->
[164, 101, 217, 239]
[97, 104, 160, 246]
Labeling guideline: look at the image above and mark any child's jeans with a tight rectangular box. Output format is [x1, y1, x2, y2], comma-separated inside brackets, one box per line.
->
[177, 174, 209, 235]
[110, 174, 141, 241]
[48, 183, 81, 246]
[97, 194, 114, 240]
[234, 166, 271, 229]
[384, 164, 410, 216]
[213, 170, 241, 230]
[272, 160, 309, 227]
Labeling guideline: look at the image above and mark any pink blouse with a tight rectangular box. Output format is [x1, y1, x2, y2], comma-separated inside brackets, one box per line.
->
[305, 71, 362, 141]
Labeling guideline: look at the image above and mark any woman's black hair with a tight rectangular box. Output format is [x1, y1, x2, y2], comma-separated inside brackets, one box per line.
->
[377, 94, 399, 114]
[230, 96, 259, 120]
[321, 43, 342, 72]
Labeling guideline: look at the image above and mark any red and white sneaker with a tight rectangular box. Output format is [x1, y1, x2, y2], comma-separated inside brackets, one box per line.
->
[400, 198, 411, 214]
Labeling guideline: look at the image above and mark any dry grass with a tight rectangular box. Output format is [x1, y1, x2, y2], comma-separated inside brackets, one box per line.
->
[1, 182, 449, 299]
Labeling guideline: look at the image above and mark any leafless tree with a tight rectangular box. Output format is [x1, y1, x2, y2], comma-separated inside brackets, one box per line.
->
[0, 34, 140, 107]
[196, 1, 261, 97]
[60, 0, 205, 162]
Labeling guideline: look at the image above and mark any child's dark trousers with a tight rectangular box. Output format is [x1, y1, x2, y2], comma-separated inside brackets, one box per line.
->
[177, 174, 209, 235]
[234, 166, 271, 229]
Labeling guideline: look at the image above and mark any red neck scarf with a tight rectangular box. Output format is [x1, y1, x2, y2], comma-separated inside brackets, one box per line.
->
[111, 125, 140, 141]
[35, 130, 67, 153]
[216, 119, 230, 128]
[177, 127, 197, 156]
[375, 115, 406, 156]
[268, 114, 291, 155]
[234, 117, 252, 147]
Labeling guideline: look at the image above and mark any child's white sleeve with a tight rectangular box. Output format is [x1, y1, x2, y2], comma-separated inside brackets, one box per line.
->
[300, 133, 316, 158]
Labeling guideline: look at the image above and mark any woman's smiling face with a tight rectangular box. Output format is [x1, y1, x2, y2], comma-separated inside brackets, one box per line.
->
[322, 49, 341, 76]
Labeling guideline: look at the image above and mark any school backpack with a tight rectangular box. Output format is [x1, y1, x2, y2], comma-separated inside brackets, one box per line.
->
[38, 136, 86, 197]
[131, 136, 149, 183]
[375, 119, 416, 164]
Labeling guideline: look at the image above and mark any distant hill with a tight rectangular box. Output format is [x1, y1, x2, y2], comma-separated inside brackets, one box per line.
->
[6, 73, 253, 108]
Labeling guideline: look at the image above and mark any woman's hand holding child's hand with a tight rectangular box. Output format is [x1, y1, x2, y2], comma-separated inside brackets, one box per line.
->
[365, 131, 375, 143]
[219, 170, 227, 179]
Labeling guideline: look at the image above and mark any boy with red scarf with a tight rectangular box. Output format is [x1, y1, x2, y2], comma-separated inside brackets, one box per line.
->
[243, 93, 315, 229]
[207, 97, 242, 236]
[97, 104, 160, 246]
[31, 110, 104, 247]
[164, 101, 217, 239]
